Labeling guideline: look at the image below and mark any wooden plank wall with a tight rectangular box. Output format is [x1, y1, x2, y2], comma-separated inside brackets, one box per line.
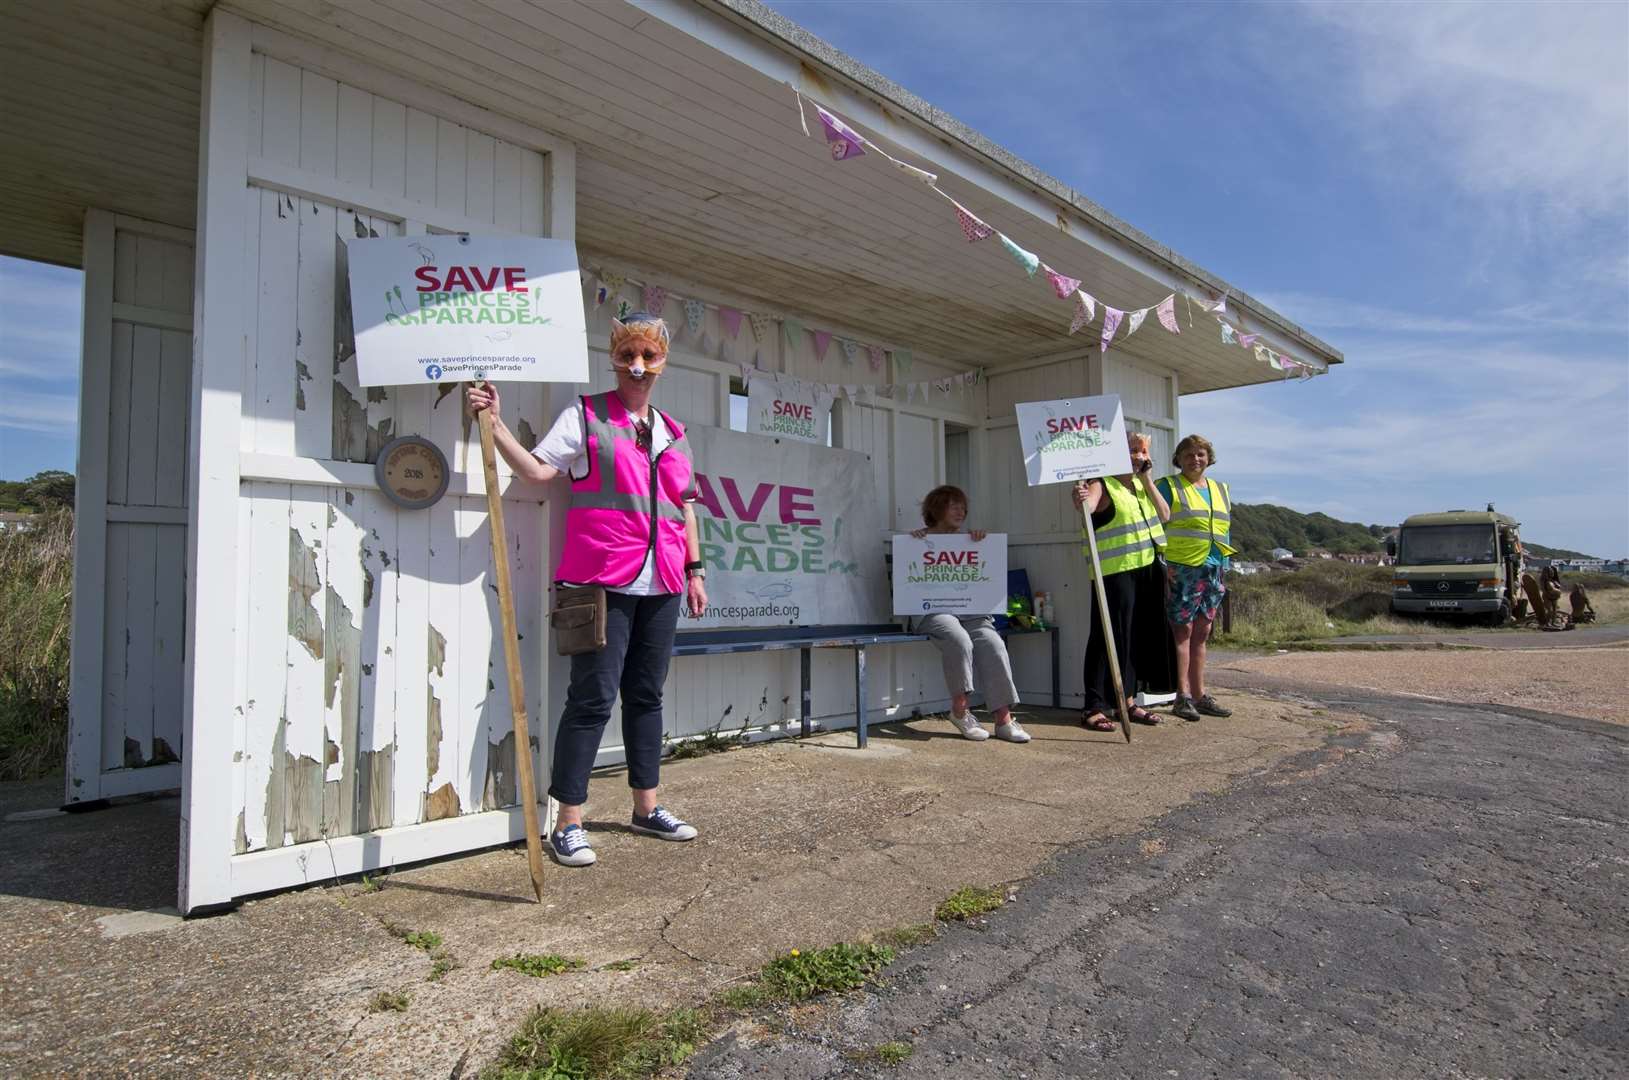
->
[101, 226, 193, 774]
[232, 55, 550, 852]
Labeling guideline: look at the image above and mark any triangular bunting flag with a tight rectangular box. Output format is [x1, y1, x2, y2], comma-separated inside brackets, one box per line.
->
[642, 284, 667, 315]
[814, 105, 867, 161]
[684, 298, 706, 336]
[749, 311, 773, 342]
[866, 343, 885, 371]
[1220, 323, 1236, 345]
[1237, 332, 1259, 349]
[600, 271, 626, 294]
[812, 330, 833, 362]
[840, 338, 859, 365]
[594, 284, 610, 309]
[783, 317, 804, 349]
[1070, 291, 1097, 335]
[1100, 307, 1124, 356]
[1156, 294, 1179, 334]
[616, 298, 632, 320]
[738, 362, 754, 385]
[998, 233, 1040, 276]
[892, 348, 913, 375]
[720, 307, 743, 339]
[953, 200, 995, 242]
[1043, 265, 1081, 300]
[1126, 308, 1148, 336]
[843, 383, 859, 402]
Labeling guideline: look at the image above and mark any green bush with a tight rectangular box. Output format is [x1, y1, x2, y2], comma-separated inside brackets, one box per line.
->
[0, 510, 74, 780]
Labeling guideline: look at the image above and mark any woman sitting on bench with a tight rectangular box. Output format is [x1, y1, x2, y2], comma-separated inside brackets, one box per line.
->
[910, 486, 1029, 744]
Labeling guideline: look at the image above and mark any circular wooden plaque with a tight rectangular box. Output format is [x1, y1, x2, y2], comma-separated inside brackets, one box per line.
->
[374, 435, 450, 510]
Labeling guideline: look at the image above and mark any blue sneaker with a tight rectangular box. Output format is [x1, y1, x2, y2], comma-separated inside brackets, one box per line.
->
[630, 805, 698, 842]
[550, 824, 597, 867]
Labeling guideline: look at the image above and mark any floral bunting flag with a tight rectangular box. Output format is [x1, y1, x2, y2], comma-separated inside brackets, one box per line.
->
[1043, 265, 1081, 300]
[1237, 332, 1259, 349]
[998, 233, 1040, 277]
[594, 284, 610, 308]
[815, 105, 867, 161]
[1126, 308, 1149, 337]
[934, 377, 953, 397]
[1070, 290, 1097, 335]
[893, 348, 913, 374]
[684, 298, 706, 336]
[1220, 323, 1236, 346]
[642, 285, 667, 315]
[1255, 345, 1275, 368]
[748, 311, 773, 342]
[953, 200, 995, 242]
[719, 307, 743, 339]
[1100, 306, 1124, 355]
[616, 298, 632, 320]
[960, 370, 978, 389]
[866, 343, 885, 371]
[600, 270, 626, 295]
[841, 338, 860, 365]
[783, 317, 804, 349]
[1156, 294, 1180, 334]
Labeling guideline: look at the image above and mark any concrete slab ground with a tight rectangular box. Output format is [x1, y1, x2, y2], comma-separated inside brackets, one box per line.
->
[0, 695, 1346, 1078]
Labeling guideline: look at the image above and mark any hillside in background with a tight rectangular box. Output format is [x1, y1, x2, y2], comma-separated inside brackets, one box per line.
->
[1229, 503, 1602, 561]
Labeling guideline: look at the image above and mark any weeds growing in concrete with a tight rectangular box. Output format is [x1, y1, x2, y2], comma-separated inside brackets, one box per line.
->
[663, 717, 749, 760]
[491, 952, 585, 978]
[936, 885, 1005, 922]
[403, 930, 443, 952]
[874, 923, 938, 948]
[602, 959, 639, 972]
[357, 874, 382, 894]
[369, 989, 411, 1013]
[486, 1005, 705, 1079]
[852, 1041, 914, 1066]
[428, 952, 459, 981]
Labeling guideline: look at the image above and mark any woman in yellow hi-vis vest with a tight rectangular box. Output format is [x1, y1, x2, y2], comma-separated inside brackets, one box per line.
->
[1156, 435, 1235, 722]
[1070, 433, 1179, 731]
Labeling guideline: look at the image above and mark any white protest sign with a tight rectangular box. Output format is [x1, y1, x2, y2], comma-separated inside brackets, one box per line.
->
[345, 235, 589, 387]
[892, 534, 1008, 616]
[746, 373, 832, 444]
[1013, 394, 1133, 486]
[687, 425, 888, 628]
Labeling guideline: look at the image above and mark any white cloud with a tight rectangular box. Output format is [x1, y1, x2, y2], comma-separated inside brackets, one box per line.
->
[0, 390, 78, 434]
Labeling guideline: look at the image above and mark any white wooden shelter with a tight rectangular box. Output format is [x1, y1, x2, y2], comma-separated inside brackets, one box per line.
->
[2, 0, 1341, 913]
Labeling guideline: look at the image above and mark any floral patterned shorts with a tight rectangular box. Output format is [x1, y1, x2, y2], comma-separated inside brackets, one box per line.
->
[1166, 562, 1227, 625]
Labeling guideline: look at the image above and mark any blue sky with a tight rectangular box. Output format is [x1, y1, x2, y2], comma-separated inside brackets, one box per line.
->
[2, 1, 1626, 554]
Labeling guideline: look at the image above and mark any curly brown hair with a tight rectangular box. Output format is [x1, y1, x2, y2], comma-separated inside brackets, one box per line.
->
[1172, 434, 1217, 469]
[920, 485, 969, 528]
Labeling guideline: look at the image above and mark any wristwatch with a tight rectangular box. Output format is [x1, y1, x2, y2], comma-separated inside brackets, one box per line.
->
[685, 560, 706, 580]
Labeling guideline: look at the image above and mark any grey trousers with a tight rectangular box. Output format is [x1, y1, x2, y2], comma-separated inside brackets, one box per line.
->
[919, 614, 1020, 713]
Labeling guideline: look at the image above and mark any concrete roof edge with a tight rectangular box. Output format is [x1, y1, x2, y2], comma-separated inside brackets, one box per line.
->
[697, 0, 1344, 367]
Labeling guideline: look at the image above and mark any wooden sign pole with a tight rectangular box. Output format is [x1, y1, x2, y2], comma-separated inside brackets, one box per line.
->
[475, 383, 546, 902]
[1081, 500, 1133, 744]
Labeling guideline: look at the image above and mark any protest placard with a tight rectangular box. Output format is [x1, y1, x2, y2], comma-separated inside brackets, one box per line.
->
[746, 373, 832, 444]
[892, 533, 1008, 616]
[1013, 394, 1132, 486]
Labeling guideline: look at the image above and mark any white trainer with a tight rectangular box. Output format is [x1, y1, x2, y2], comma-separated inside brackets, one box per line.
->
[993, 719, 1031, 743]
[947, 710, 990, 741]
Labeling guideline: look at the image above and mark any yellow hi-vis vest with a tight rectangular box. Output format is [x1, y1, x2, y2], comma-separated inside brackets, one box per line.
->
[1082, 478, 1166, 579]
[1164, 475, 1236, 566]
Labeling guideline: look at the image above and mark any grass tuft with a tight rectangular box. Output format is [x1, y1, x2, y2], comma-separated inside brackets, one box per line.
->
[485, 1005, 705, 1080]
[369, 989, 411, 1013]
[873, 923, 938, 949]
[428, 952, 459, 981]
[601, 959, 639, 972]
[935, 885, 1005, 922]
[403, 930, 443, 952]
[491, 953, 585, 979]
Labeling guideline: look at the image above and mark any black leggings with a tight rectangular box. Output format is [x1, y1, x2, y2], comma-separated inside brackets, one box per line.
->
[1082, 570, 1138, 714]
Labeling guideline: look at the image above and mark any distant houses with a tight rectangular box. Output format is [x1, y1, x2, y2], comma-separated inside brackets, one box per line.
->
[0, 512, 39, 533]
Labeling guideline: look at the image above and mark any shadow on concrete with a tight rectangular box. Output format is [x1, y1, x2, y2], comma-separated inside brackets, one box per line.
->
[0, 778, 179, 912]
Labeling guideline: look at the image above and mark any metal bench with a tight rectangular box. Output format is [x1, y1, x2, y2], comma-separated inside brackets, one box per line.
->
[672, 622, 1061, 747]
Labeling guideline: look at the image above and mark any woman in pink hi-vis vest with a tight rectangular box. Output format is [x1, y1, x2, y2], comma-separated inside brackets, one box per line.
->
[467, 312, 707, 868]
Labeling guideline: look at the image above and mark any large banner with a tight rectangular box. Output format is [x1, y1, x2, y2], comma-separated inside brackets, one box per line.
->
[1014, 394, 1133, 486]
[746, 372, 833, 444]
[346, 236, 589, 387]
[892, 534, 1008, 616]
[687, 426, 888, 628]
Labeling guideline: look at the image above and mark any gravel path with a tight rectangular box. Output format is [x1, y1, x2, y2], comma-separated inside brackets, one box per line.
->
[1214, 645, 1628, 725]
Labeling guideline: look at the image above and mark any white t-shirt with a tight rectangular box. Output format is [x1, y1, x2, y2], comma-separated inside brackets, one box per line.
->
[532, 401, 684, 595]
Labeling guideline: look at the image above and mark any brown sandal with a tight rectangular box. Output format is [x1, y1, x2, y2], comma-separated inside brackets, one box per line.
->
[1082, 713, 1117, 732]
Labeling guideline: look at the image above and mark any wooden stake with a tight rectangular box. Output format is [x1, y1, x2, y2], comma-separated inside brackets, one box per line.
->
[476, 385, 546, 902]
[1081, 500, 1133, 744]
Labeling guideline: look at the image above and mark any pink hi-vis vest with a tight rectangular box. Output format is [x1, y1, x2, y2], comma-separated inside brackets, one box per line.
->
[554, 391, 695, 593]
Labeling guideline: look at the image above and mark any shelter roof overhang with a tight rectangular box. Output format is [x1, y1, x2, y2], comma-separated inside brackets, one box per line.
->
[0, 0, 1341, 392]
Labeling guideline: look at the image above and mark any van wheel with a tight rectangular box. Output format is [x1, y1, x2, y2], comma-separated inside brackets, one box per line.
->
[1488, 601, 1511, 627]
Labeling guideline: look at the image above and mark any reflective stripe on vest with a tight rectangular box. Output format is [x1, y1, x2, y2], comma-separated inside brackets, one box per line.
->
[1082, 479, 1165, 579]
[1164, 475, 1235, 566]
[553, 391, 694, 592]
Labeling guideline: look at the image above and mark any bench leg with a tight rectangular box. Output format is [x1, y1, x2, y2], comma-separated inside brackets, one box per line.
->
[855, 646, 868, 749]
[1051, 627, 1061, 709]
[800, 647, 811, 738]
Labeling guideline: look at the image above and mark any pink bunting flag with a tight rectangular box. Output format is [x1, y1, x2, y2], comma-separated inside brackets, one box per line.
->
[719, 307, 743, 339]
[642, 284, 667, 314]
[953, 200, 994, 242]
[1156, 295, 1179, 334]
[815, 105, 867, 161]
[1043, 265, 1081, 300]
[866, 343, 885, 371]
[1237, 332, 1259, 349]
[1070, 291, 1097, 335]
[1100, 307, 1124, 356]
[812, 329, 833, 362]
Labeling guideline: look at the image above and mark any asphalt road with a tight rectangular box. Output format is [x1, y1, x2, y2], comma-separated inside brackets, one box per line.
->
[688, 677, 1629, 1078]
